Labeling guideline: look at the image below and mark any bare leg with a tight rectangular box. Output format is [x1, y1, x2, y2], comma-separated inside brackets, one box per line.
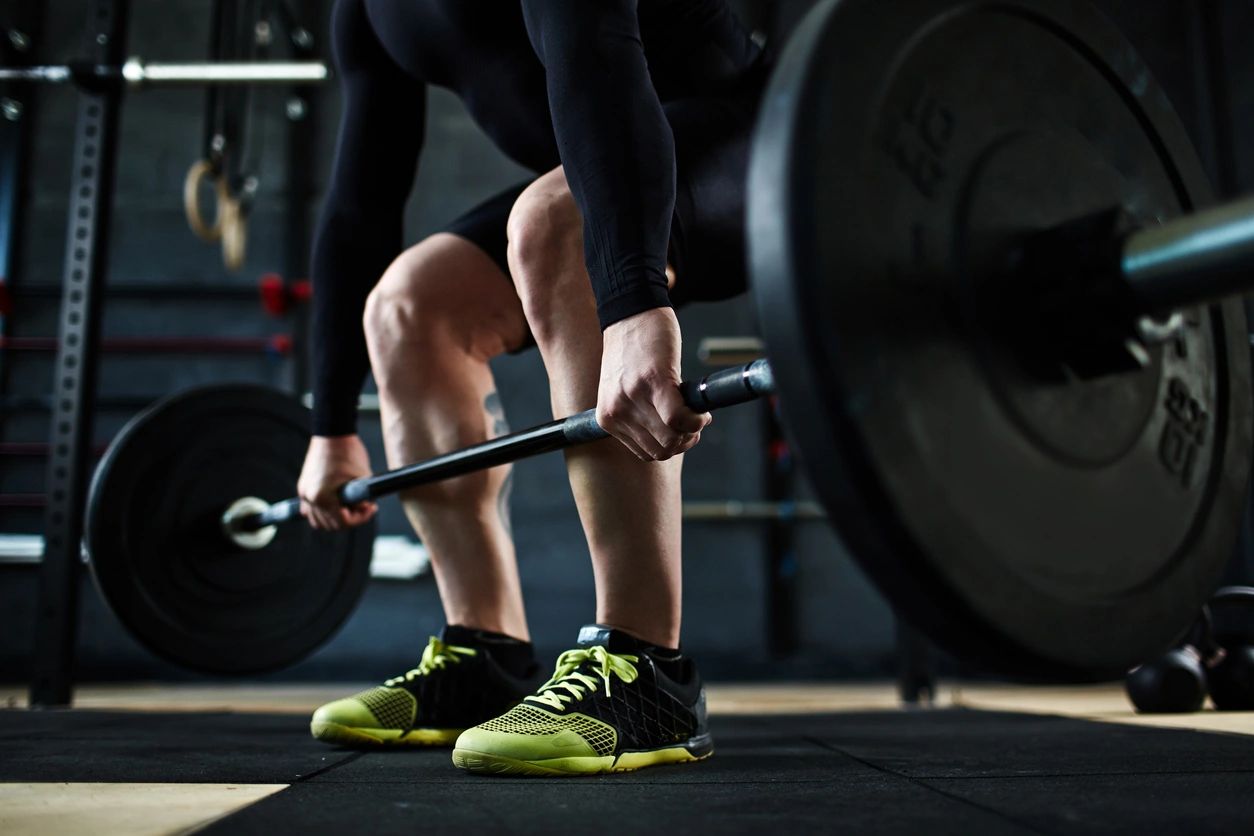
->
[506, 170, 682, 649]
[364, 233, 531, 640]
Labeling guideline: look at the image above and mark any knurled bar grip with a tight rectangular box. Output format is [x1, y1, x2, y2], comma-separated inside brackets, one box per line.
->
[236, 360, 776, 533]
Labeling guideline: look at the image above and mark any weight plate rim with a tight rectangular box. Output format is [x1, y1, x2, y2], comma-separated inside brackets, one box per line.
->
[749, 0, 1253, 678]
[86, 383, 374, 675]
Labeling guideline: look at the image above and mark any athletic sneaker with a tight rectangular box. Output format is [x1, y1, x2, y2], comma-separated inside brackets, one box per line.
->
[310, 626, 541, 747]
[452, 624, 713, 775]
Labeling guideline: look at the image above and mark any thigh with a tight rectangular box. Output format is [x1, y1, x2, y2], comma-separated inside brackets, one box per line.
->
[436, 182, 536, 355]
[443, 181, 532, 279]
[664, 93, 758, 307]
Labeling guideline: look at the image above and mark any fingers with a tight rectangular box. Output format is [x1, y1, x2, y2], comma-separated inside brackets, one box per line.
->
[337, 502, 378, 528]
[600, 415, 655, 462]
[300, 496, 337, 531]
[600, 404, 665, 461]
[626, 386, 687, 456]
[599, 377, 712, 462]
[297, 435, 376, 532]
[300, 494, 376, 532]
[656, 384, 711, 435]
[650, 383, 711, 457]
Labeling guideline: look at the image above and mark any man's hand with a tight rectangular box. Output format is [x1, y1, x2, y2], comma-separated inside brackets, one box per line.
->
[298, 435, 379, 531]
[597, 307, 711, 461]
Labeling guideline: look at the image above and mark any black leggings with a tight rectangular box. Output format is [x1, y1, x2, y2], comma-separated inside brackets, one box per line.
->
[444, 91, 757, 322]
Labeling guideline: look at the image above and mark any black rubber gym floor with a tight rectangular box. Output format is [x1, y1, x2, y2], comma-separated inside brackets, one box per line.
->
[2, 708, 1253, 834]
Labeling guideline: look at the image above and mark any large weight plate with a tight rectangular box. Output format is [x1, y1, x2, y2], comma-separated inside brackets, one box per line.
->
[86, 385, 374, 675]
[750, 0, 1253, 677]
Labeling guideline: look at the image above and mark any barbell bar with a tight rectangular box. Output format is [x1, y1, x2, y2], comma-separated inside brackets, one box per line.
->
[224, 360, 778, 540]
[0, 58, 329, 88]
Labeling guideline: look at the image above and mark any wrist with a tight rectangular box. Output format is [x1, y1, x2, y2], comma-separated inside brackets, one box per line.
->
[605, 306, 677, 336]
[311, 434, 360, 449]
[597, 286, 673, 331]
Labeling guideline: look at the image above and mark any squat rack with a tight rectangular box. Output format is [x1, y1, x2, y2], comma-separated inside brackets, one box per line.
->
[23, 0, 329, 707]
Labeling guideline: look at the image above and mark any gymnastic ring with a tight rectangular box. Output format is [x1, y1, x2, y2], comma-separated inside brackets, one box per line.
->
[183, 159, 224, 243]
[219, 190, 248, 272]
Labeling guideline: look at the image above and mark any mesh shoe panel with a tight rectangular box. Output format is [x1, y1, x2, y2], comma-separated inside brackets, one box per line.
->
[353, 686, 417, 729]
[479, 704, 617, 756]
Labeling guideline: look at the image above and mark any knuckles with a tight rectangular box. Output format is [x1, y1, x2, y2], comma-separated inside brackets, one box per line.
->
[595, 404, 620, 427]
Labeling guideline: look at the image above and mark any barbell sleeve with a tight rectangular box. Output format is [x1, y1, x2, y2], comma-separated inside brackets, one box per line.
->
[1122, 195, 1254, 314]
[229, 360, 776, 534]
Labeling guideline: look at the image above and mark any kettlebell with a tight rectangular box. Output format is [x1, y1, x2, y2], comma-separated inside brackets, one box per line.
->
[1205, 586, 1254, 711]
[1125, 611, 1211, 714]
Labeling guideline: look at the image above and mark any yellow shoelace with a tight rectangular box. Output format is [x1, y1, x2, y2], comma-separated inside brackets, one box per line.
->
[527, 646, 639, 710]
[385, 637, 477, 686]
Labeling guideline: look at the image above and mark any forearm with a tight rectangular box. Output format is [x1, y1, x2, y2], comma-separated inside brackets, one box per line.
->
[309, 212, 400, 436]
[312, 0, 425, 435]
[521, 0, 675, 329]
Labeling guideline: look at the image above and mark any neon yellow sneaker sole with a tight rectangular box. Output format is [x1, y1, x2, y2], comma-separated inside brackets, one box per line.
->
[451, 744, 711, 776]
[311, 721, 464, 748]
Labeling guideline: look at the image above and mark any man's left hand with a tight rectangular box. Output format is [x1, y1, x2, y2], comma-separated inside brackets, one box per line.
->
[596, 307, 711, 461]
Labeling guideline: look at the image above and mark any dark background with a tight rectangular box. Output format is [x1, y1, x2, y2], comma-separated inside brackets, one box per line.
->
[0, 0, 1250, 685]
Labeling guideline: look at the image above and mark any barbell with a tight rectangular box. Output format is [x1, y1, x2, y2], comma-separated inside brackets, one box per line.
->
[83, 0, 1254, 678]
[0, 58, 328, 88]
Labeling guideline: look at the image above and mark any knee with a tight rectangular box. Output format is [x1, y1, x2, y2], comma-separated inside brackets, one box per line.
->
[363, 245, 455, 356]
[507, 181, 582, 276]
[507, 181, 584, 335]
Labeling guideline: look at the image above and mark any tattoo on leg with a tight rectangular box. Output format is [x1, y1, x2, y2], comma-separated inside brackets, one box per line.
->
[486, 392, 513, 535]
[485, 391, 509, 438]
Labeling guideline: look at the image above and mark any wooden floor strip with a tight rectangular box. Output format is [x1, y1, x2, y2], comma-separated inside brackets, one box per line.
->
[0, 783, 286, 836]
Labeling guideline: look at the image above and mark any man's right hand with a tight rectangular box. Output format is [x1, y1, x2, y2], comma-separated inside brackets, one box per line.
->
[298, 435, 379, 531]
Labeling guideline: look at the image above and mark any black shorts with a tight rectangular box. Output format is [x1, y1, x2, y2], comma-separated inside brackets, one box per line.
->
[441, 88, 758, 323]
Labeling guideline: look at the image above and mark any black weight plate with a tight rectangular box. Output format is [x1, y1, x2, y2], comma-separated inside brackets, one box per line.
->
[86, 385, 374, 675]
[750, 0, 1253, 678]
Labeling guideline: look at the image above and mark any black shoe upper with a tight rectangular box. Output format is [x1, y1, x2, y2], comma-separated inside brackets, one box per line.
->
[521, 625, 709, 753]
[386, 627, 542, 730]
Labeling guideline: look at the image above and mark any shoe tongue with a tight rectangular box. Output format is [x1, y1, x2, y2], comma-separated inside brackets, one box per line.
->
[577, 624, 644, 654]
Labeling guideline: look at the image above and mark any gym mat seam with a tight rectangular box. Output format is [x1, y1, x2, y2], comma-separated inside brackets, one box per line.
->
[804, 735, 1053, 836]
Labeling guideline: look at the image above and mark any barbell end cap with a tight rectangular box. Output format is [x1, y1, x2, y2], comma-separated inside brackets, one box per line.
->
[121, 57, 144, 86]
[220, 496, 278, 550]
